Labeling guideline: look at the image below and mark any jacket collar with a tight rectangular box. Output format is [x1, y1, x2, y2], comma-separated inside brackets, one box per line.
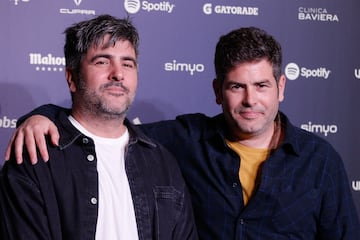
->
[55, 110, 157, 150]
[205, 111, 299, 156]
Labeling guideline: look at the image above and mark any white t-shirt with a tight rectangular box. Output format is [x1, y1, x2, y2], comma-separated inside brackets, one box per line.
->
[69, 116, 139, 240]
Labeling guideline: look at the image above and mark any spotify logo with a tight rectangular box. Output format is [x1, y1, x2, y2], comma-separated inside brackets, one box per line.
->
[124, 0, 141, 14]
[285, 62, 300, 81]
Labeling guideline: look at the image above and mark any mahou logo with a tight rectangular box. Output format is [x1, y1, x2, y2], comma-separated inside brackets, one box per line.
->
[29, 53, 65, 72]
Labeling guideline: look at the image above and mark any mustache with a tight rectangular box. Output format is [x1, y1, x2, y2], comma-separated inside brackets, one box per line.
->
[100, 82, 129, 93]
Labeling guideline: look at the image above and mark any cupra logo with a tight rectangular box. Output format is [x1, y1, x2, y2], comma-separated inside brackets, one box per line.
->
[12, 0, 30, 5]
[74, 0, 82, 6]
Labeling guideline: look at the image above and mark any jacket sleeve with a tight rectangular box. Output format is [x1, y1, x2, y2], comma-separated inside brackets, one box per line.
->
[17, 103, 69, 127]
[317, 149, 360, 239]
[0, 160, 61, 240]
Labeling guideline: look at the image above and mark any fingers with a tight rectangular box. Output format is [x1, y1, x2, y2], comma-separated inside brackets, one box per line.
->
[48, 123, 60, 147]
[4, 130, 18, 161]
[36, 121, 60, 163]
[24, 126, 41, 165]
[24, 117, 57, 164]
[4, 115, 58, 165]
[7, 127, 28, 164]
[34, 129, 50, 163]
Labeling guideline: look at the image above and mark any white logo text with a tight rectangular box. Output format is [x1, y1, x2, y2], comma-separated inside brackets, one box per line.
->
[164, 60, 205, 75]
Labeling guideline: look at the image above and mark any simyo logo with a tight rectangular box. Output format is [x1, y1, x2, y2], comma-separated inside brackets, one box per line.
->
[355, 69, 360, 79]
[300, 121, 338, 137]
[164, 60, 205, 76]
[285, 62, 331, 80]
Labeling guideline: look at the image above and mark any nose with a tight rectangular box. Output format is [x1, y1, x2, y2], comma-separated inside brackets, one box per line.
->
[242, 88, 257, 107]
[110, 63, 124, 81]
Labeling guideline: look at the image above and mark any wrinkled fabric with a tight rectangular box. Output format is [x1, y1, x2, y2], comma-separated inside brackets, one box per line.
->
[1, 110, 197, 240]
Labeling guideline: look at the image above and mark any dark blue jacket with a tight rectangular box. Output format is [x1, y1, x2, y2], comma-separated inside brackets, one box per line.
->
[140, 112, 360, 240]
[1, 110, 198, 240]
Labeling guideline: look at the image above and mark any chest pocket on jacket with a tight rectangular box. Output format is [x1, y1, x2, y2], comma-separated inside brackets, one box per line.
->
[153, 186, 184, 238]
[271, 188, 320, 233]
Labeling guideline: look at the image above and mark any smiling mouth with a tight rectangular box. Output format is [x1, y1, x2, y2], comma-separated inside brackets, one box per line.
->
[239, 111, 261, 119]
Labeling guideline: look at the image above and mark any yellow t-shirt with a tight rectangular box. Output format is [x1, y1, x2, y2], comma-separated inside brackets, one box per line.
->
[226, 141, 270, 206]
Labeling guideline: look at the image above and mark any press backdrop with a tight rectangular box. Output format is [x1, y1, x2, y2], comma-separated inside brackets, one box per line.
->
[1, 0, 359, 217]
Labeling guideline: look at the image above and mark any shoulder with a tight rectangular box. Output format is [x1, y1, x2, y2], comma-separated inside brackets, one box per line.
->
[281, 114, 344, 176]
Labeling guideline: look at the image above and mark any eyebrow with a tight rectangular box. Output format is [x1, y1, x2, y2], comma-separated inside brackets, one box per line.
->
[227, 78, 272, 84]
[90, 54, 137, 66]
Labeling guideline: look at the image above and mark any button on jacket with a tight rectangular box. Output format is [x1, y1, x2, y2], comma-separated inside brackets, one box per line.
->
[1, 110, 198, 240]
[140, 112, 360, 240]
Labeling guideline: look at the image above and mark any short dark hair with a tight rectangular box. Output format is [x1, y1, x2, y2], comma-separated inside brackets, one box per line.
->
[214, 27, 282, 85]
[64, 14, 139, 71]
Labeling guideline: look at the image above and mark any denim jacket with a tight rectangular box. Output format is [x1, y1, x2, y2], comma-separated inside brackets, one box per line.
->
[1, 110, 198, 240]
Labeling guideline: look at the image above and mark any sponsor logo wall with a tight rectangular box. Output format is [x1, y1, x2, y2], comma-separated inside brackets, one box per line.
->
[1, 0, 359, 216]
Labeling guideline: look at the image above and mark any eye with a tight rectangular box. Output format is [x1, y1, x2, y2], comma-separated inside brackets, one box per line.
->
[230, 83, 244, 90]
[122, 59, 137, 69]
[94, 58, 110, 65]
[256, 82, 270, 89]
[123, 62, 135, 68]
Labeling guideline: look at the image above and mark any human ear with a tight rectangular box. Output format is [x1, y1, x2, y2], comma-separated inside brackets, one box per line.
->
[66, 68, 76, 93]
[212, 78, 222, 105]
[278, 74, 286, 102]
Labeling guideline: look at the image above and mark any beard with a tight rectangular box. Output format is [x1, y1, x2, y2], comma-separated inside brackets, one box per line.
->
[74, 79, 135, 120]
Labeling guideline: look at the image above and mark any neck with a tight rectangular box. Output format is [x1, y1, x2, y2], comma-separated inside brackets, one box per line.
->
[71, 109, 126, 138]
[229, 114, 282, 150]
